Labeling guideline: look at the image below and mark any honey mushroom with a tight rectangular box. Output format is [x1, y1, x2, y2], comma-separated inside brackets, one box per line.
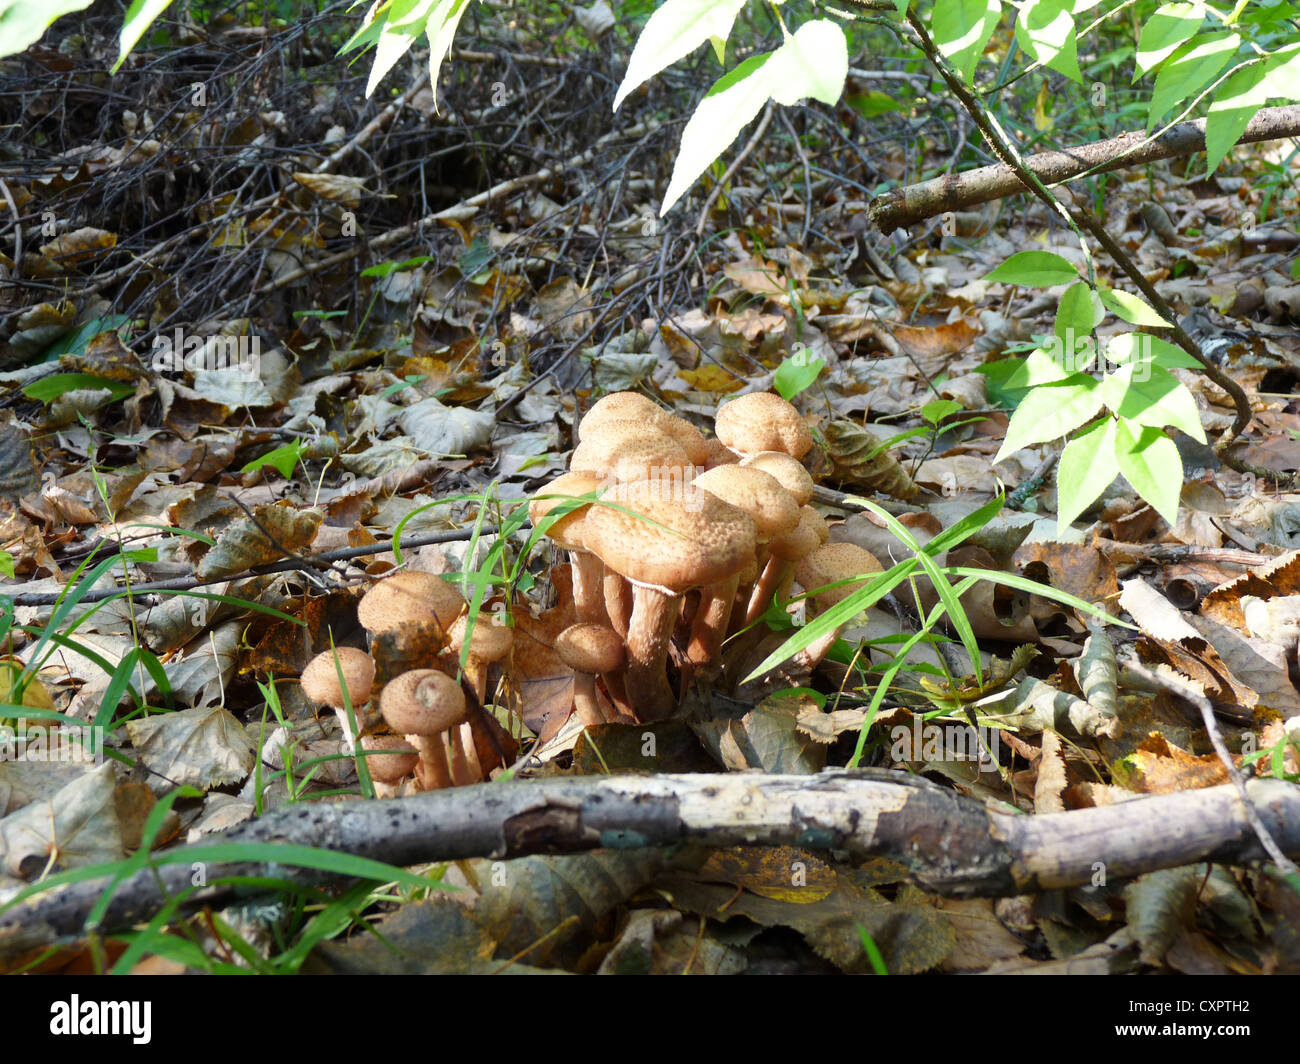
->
[357, 570, 466, 637]
[686, 465, 799, 667]
[529, 470, 608, 625]
[357, 734, 419, 797]
[379, 668, 466, 791]
[582, 479, 755, 721]
[446, 613, 514, 786]
[714, 392, 813, 460]
[792, 542, 883, 671]
[300, 646, 375, 754]
[555, 622, 626, 727]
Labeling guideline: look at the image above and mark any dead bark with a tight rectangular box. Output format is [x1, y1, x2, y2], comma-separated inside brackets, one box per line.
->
[870, 104, 1300, 232]
[1, 770, 1296, 955]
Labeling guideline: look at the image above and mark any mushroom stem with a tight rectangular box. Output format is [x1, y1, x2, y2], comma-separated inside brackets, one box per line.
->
[600, 670, 633, 721]
[746, 556, 791, 624]
[624, 583, 682, 721]
[410, 732, 453, 790]
[687, 574, 740, 666]
[604, 571, 633, 638]
[571, 671, 606, 727]
[571, 552, 608, 625]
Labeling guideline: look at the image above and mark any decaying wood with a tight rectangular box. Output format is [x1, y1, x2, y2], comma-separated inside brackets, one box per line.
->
[870, 104, 1300, 232]
[1, 769, 1296, 955]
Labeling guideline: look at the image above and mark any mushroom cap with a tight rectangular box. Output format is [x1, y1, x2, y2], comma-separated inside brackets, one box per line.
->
[583, 479, 756, 594]
[702, 437, 740, 470]
[741, 451, 814, 505]
[578, 392, 663, 441]
[301, 647, 374, 708]
[801, 504, 831, 545]
[358, 571, 465, 634]
[660, 415, 711, 466]
[448, 613, 514, 663]
[572, 433, 691, 483]
[715, 393, 813, 458]
[358, 734, 419, 783]
[555, 623, 625, 674]
[769, 510, 823, 561]
[794, 542, 883, 607]
[380, 669, 467, 735]
[529, 471, 604, 552]
[693, 465, 800, 540]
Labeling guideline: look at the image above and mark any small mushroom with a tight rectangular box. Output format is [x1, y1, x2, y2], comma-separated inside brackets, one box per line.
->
[529, 471, 608, 625]
[577, 391, 663, 441]
[687, 465, 799, 666]
[746, 504, 826, 624]
[379, 669, 466, 790]
[555, 623, 626, 727]
[357, 734, 419, 797]
[740, 451, 814, 504]
[792, 542, 883, 670]
[715, 392, 813, 459]
[583, 479, 755, 720]
[300, 646, 375, 753]
[357, 570, 466, 636]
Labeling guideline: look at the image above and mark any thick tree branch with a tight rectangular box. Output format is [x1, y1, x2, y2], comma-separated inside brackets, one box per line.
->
[1, 770, 1296, 955]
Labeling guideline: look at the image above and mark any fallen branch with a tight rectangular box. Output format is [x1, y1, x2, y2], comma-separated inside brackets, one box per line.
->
[1, 769, 1296, 954]
[869, 104, 1300, 232]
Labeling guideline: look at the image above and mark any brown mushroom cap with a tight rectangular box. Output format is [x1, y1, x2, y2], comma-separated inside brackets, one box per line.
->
[301, 647, 375, 708]
[660, 415, 710, 466]
[379, 669, 467, 735]
[740, 451, 814, 505]
[794, 542, 883, 607]
[358, 571, 465, 634]
[715, 393, 813, 458]
[801, 504, 830, 545]
[578, 392, 663, 440]
[693, 465, 799, 540]
[584, 479, 756, 593]
[702, 437, 740, 470]
[529, 470, 604, 551]
[358, 734, 419, 783]
[555, 623, 625, 674]
[572, 432, 691, 483]
[448, 613, 514, 664]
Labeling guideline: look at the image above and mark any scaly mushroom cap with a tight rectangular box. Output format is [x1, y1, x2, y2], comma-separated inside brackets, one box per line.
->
[692, 465, 799, 541]
[801, 504, 830, 545]
[702, 437, 740, 470]
[301, 647, 374, 708]
[715, 392, 813, 458]
[660, 415, 710, 466]
[794, 542, 883, 608]
[583, 480, 756, 594]
[555, 623, 625, 674]
[572, 433, 691, 484]
[769, 511, 823, 562]
[578, 392, 663, 440]
[448, 613, 514, 664]
[379, 669, 467, 735]
[358, 734, 419, 783]
[529, 470, 604, 552]
[358, 571, 465, 634]
[740, 451, 814, 505]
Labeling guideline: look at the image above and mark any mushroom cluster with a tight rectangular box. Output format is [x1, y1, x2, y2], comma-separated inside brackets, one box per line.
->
[533, 390, 879, 725]
[298, 571, 517, 796]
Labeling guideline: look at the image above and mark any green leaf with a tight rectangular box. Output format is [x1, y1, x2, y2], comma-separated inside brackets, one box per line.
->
[1147, 32, 1241, 132]
[995, 375, 1103, 463]
[1002, 347, 1074, 388]
[1099, 363, 1206, 442]
[243, 440, 307, 478]
[921, 399, 964, 425]
[1135, 1, 1205, 78]
[932, 0, 1003, 84]
[113, 0, 176, 70]
[1114, 420, 1182, 523]
[1104, 333, 1201, 371]
[23, 374, 135, 404]
[0, 550, 13, 579]
[1054, 281, 1102, 366]
[984, 251, 1080, 287]
[614, 0, 749, 110]
[1098, 288, 1173, 327]
[661, 19, 847, 214]
[1016, 0, 1082, 83]
[0, 0, 93, 60]
[1206, 61, 1268, 174]
[1056, 418, 1119, 529]
[774, 352, 825, 400]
